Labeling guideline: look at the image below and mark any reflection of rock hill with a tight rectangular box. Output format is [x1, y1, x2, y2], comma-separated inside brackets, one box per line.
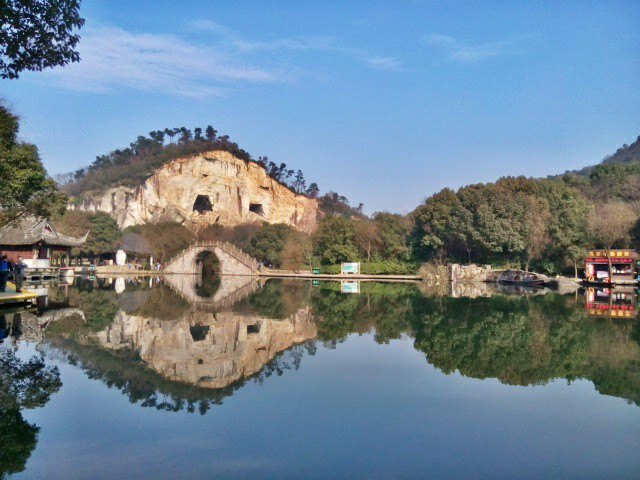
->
[70, 151, 319, 232]
[92, 307, 317, 389]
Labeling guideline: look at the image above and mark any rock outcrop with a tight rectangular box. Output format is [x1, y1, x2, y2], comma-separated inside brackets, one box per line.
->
[69, 150, 319, 233]
[92, 307, 317, 389]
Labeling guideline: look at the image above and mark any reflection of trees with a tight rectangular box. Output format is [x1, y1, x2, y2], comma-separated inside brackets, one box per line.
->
[232, 280, 311, 319]
[0, 349, 62, 478]
[408, 294, 640, 404]
[308, 283, 640, 405]
[46, 337, 316, 415]
[131, 284, 191, 320]
[194, 274, 220, 298]
[66, 288, 119, 332]
[411, 295, 592, 386]
[43, 277, 640, 412]
[311, 282, 416, 344]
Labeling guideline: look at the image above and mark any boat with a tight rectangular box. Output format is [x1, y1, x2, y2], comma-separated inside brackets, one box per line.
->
[496, 269, 548, 286]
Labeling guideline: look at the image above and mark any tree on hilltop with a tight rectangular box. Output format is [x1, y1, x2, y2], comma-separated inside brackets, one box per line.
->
[205, 125, 217, 141]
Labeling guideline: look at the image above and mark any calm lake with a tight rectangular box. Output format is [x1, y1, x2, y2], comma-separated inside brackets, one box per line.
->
[2, 276, 640, 479]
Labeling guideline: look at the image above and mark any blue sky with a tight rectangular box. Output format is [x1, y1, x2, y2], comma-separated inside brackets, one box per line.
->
[2, 0, 639, 214]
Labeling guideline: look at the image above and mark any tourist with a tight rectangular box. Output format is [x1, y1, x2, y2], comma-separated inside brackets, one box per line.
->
[13, 256, 28, 293]
[0, 314, 6, 343]
[10, 312, 23, 342]
[0, 255, 11, 293]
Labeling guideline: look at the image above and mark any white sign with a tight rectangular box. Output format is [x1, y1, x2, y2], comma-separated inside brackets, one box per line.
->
[341, 281, 361, 294]
[341, 262, 361, 274]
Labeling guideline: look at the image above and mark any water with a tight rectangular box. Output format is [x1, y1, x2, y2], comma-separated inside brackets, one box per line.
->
[2, 277, 640, 479]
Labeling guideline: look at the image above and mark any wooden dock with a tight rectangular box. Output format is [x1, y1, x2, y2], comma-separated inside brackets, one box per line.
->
[0, 282, 38, 305]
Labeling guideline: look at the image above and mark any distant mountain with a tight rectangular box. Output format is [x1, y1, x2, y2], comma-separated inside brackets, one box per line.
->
[562, 135, 640, 177]
[602, 136, 640, 166]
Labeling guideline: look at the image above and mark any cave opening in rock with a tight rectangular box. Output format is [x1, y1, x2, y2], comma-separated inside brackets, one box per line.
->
[190, 325, 210, 342]
[193, 194, 213, 214]
[249, 202, 264, 216]
[247, 322, 261, 334]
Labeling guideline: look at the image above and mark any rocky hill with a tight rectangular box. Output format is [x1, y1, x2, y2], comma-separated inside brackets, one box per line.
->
[602, 136, 640, 166]
[561, 135, 640, 176]
[68, 150, 319, 233]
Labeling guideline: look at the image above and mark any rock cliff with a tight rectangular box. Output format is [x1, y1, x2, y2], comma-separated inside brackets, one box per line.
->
[69, 150, 319, 232]
[92, 307, 317, 389]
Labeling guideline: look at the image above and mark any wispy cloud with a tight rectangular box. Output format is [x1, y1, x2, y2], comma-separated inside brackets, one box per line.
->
[425, 34, 523, 62]
[367, 56, 402, 71]
[41, 23, 400, 98]
[43, 26, 286, 97]
[193, 20, 401, 71]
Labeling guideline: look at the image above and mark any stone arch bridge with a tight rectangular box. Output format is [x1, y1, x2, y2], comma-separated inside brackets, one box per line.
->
[164, 241, 259, 276]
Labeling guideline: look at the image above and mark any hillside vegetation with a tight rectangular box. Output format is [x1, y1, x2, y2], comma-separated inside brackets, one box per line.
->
[411, 136, 640, 274]
[58, 126, 320, 198]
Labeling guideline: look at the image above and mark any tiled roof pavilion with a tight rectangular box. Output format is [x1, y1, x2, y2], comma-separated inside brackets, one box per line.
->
[0, 216, 88, 247]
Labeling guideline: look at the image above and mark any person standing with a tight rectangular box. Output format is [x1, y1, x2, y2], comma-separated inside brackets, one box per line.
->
[13, 256, 28, 293]
[0, 314, 7, 343]
[0, 255, 11, 293]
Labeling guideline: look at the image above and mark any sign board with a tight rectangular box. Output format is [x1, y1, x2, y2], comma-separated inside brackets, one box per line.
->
[341, 262, 361, 275]
[341, 281, 360, 294]
[312, 268, 320, 275]
[312, 279, 320, 287]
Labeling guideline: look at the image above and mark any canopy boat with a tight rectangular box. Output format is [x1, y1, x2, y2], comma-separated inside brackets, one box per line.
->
[584, 249, 639, 285]
[496, 269, 547, 286]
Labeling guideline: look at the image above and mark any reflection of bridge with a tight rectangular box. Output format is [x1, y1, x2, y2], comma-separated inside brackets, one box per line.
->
[164, 241, 259, 276]
[163, 274, 261, 310]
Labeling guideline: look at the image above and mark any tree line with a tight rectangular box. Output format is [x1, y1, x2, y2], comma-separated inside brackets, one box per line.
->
[58, 126, 320, 198]
[54, 155, 640, 276]
[412, 165, 640, 275]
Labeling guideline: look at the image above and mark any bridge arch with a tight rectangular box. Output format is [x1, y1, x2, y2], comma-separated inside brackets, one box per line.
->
[164, 241, 259, 277]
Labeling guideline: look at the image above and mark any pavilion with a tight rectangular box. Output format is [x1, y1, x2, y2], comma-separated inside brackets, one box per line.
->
[0, 216, 88, 268]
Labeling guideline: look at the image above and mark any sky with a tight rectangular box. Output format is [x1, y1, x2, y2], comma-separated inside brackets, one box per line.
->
[2, 0, 639, 214]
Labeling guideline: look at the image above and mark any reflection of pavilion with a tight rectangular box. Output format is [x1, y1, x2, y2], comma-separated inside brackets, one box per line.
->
[585, 286, 638, 319]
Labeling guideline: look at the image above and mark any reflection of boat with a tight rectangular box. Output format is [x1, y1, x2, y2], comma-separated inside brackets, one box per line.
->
[494, 283, 550, 296]
[585, 286, 638, 319]
[497, 270, 547, 286]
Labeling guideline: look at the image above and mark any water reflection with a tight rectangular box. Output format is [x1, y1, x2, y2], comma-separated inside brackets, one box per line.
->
[0, 315, 61, 478]
[7, 277, 640, 413]
[585, 286, 637, 319]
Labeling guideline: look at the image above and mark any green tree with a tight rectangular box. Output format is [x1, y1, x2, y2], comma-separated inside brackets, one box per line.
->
[125, 222, 194, 262]
[248, 223, 293, 267]
[0, 105, 66, 225]
[313, 215, 359, 265]
[374, 212, 410, 260]
[205, 125, 217, 141]
[0, 0, 85, 79]
[413, 188, 475, 261]
[305, 182, 320, 198]
[56, 210, 121, 256]
[538, 179, 589, 271]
